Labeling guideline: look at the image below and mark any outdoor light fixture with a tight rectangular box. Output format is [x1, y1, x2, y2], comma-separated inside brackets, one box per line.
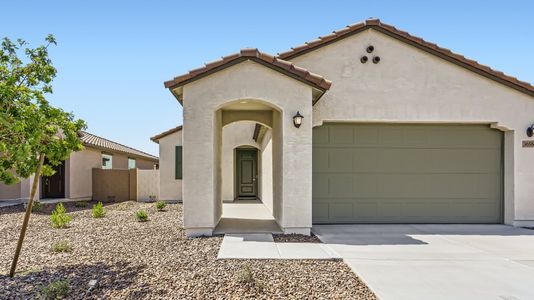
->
[293, 111, 303, 128]
[527, 124, 534, 137]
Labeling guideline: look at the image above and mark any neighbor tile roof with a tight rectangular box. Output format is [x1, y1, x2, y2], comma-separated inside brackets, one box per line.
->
[80, 131, 158, 161]
[150, 125, 183, 143]
[278, 19, 533, 96]
[164, 48, 332, 91]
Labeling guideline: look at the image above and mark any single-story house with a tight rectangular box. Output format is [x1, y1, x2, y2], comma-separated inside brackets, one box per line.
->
[159, 19, 534, 237]
[0, 131, 159, 202]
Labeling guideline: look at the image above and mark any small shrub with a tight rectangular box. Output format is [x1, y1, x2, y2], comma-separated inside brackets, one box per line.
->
[148, 195, 157, 202]
[52, 240, 73, 253]
[50, 203, 72, 229]
[155, 200, 167, 211]
[135, 210, 148, 222]
[31, 201, 43, 213]
[91, 201, 105, 218]
[236, 265, 254, 283]
[40, 279, 70, 300]
[74, 201, 88, 208]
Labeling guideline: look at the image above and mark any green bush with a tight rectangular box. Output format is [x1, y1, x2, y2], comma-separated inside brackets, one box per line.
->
[50, 203, 72, 229]
[52, 240, 73, 253]
[155, 200, 167, 211]
[74, 201, 88, 208]
[135, 210, 148, 222]
[31, 201, 43, 213]
[91, 201, 105, 218]
[40, 279, 70, 300]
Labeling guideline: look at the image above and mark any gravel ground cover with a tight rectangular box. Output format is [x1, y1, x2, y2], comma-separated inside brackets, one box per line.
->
[273, 233, 322, 243]
[0, 201, 376, 299]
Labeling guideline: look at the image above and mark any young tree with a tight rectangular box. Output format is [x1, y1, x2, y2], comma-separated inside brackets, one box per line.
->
[0, 35, 86, 277]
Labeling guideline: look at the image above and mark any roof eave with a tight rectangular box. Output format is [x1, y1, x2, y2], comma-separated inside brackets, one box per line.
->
[163, 50, 332, 104]
[83, 143, 159, 162]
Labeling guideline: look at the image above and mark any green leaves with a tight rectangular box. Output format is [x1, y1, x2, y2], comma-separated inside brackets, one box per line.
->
[0, 35, 86, 184]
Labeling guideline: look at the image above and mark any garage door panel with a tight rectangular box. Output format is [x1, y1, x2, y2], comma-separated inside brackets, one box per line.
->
[328, 149, 353, 172]
[312, 202, 329, 220]
[378, 128, 405, 146]
[312, 174, 329, 198]
[329, 175, 354, 198]
[427, 149, 501, 173]
[330, 126, 355, 144]
[376, 174, 428, 198]
[313, 124, 503, 224]
[355, 127, 379, 145]
[425, 174, 498, 198]
[353, 175, 378, 197]
[313, 126, 330, 144]
[353, 202, 379, 218]
[331, 203, 354, 218]
[353, 149, 379, 171]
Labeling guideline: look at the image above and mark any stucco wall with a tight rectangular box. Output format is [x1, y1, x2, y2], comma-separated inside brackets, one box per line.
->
[157, 129, 183, 201]
[182, 60, 314, 236]
[113, 154, 128, 169]
[0, 182, 21, 200]
[137, 169, 159, 201]
[260, 130, 273, 213]
[290, 29, 534, 225]
[68, 148, 102, 200]
[0, 175, 36, 201]
[136, 158, 157, 170]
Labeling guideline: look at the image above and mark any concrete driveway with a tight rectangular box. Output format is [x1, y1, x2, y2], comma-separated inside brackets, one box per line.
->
[313, 224, 534, 300]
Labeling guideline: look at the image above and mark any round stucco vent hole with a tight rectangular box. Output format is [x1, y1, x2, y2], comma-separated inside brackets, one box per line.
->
[372, 56, 381, 64]
[366, 45, 374, 53]
[360, 56, 368, 63]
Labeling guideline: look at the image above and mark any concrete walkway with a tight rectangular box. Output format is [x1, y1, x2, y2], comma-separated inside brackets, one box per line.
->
[215, 201, 283, 234]
[313, 224, 534, 300]
[217, 234, 339, 260]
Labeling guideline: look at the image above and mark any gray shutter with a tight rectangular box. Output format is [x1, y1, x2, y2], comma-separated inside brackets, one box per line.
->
[175, 146, 182, 179]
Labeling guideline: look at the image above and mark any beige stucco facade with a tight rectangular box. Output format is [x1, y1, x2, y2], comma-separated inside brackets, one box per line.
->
[161, 21, 533, 236]
[180, 60, 314, 236]
[156, 129, 183, 201]
[289, 29, 534, 226]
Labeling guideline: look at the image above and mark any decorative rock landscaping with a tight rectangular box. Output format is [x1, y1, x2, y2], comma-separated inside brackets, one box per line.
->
[0, 202, 376, 299]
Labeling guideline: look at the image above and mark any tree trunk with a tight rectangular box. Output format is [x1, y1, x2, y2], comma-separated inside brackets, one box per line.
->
[9, 153, 45, 277]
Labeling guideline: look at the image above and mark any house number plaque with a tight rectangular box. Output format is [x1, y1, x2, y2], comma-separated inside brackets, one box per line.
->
[522, 140, 534, 148]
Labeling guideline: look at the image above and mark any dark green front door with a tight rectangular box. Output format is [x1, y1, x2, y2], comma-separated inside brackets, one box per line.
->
[236, 149, 258, 198]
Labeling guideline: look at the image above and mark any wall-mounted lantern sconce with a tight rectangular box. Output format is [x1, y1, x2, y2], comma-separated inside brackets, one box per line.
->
[293, 111, 303, 128]
[527, 124, 534, 137]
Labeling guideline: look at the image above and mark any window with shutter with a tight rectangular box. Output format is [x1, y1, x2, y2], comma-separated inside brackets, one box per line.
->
[175, 146, 182, 179]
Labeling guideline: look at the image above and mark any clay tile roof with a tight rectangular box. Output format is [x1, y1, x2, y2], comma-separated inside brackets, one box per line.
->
[277, 19, 533, 96]
[150, 125, 183, 143]
[79, 131, 158, 161]
[163, 49, 332, 92]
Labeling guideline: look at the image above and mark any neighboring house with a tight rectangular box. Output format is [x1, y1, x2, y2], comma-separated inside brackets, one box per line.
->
[160, 19, 533, 237]
[151, 125, 183, 201]
[0, 131, 158, 202]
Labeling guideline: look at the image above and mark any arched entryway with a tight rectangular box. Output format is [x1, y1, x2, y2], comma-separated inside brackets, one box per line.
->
[213, 100, 282, 233]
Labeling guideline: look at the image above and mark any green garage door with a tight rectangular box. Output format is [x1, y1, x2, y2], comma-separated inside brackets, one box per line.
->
[312, 124, 503, 224]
